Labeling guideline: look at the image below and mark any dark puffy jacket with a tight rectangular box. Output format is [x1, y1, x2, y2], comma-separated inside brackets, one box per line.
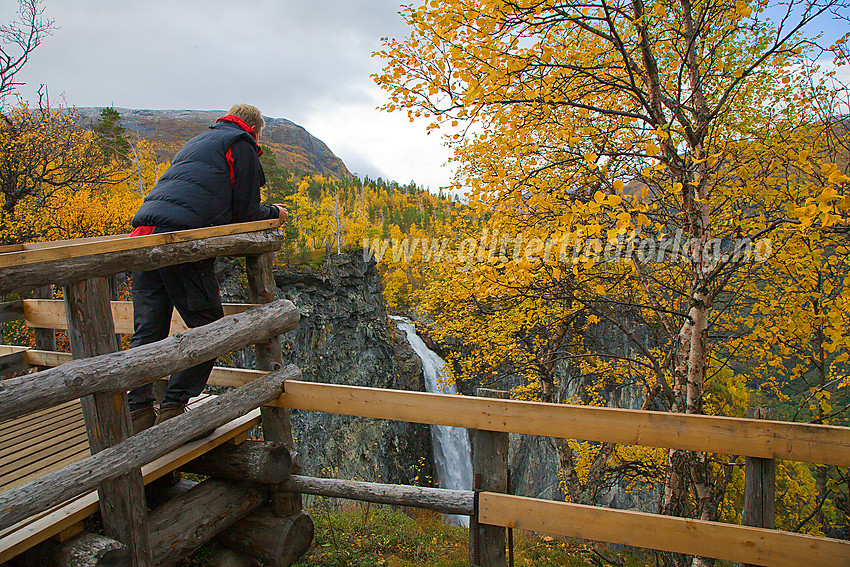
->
[132, 117, 276, 230]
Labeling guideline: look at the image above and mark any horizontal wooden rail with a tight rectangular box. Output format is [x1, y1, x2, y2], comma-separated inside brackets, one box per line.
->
[0, 219, 279, 268]
[0, 348, 269, 388]
[0, 364, 300, 532]
[479, 492, 849, 567]
[178, 441, 293, 484]
[281, 475, 474, 516]
[0, 347, 266, 389]
[0, 224, 284, 295]
[0, 300, 299, 421]
[0, 232, 135, 255]
[268, 380, 850, 466]
[0, 347, 66, 369]
[0, 301, 23, 324]
[23, 299, 253, 335]
[7, 356, 848, 467]
[5, 354, 849, 564]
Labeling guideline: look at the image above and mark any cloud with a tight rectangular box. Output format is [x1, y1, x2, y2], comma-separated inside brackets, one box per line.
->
[10, 0, 409, 111]
[4, 0, 453, 188]
[302, 85, 455, 192]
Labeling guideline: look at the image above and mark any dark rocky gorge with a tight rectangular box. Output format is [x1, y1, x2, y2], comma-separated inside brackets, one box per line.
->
[215, 251, 657, 514]
[216, 252, 435, 492]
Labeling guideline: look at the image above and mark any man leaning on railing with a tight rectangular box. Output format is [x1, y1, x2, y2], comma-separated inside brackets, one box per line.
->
[126, 103, 288, 434]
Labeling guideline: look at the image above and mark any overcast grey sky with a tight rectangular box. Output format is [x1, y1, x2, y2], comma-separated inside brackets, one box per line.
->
[4, 1, 847, 192]
[4, 0, 454, 191]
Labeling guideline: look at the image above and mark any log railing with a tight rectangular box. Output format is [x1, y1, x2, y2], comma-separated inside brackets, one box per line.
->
[7, 354, 850, 566]
[3, 221, 849, 567]
[0, 361, 300, 530]
[269, 381, 850, 465]
[272, 383, 850, 567]
[0, 220, 306, 567]
[269, 378, 848, 567]
[0, 219, 282, 294]
[0, 300, 299, 421]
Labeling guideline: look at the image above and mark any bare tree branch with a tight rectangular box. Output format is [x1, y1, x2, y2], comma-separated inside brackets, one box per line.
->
[0, 0, 54, 103]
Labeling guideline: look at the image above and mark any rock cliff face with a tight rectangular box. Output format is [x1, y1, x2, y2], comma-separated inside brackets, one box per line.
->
[215, 251, 656, 512]
[216, 252, 434, 488]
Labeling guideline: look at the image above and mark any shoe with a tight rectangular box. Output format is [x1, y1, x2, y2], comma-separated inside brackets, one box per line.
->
[130, 404, 156, 435]
[149, 402, 190, 488]
[156, 401, 214, 441]
[154, 401, 186, 425]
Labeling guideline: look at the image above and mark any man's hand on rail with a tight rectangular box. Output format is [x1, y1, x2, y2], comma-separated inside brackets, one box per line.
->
[272, 204, 289, 223]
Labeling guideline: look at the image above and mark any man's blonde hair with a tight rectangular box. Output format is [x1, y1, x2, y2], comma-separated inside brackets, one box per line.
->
[227, 104, 265, 133]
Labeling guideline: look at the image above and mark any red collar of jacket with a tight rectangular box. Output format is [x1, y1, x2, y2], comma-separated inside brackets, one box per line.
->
[216, 115, 263, 156]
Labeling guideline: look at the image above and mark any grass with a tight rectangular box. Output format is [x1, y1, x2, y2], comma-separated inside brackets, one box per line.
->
[290, 503, 652, 567]
[294, 505, 467, 567]
[174, 502, 654, 566]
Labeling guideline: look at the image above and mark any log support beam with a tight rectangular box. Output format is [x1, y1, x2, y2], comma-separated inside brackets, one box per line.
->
[147, 478, 267, 567]
[64, 277, 151, 567]
[0, 364, 301, 532]
[0, 299, 300, 422]
[280, 475, 474, 515]
[178, 440, 293, 484]
[146, 480, 313, 567]
[471, 388, 509, 567]
[6, 532, 128, 567]
[245, 252, 300, 515]
[217, 507, 314, 567]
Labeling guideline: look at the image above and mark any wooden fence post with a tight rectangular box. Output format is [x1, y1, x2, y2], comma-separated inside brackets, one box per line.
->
[742, 406, 776, 567]
[245, 252, 301, 516]
[33, 286, 56, 360]
[470, 388, 509, 567]
[64, 276, 152, 567]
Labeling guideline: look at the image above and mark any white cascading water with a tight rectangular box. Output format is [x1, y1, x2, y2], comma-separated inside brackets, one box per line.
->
[392, 317, 472, 525]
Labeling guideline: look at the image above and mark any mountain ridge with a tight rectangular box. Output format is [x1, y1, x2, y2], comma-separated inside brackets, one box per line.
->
[73, 107, 351, 180]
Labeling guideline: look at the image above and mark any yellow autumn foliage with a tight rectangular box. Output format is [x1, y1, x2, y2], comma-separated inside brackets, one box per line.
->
[377, 0, 850, 531]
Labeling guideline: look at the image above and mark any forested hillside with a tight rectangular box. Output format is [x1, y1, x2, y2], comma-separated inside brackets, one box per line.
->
[73, 107, 350, 180]
[258, 143, 458, 309]
[0, 103, 152, 245]
[0, 102, 457, 310]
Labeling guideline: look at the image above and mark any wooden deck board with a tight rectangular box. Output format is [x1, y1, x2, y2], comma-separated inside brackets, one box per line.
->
[0, 400, 81, 432]
[0, 401, 87, 484]
[0, 411, 83, 446]
[0, 418, 87, 456]
[0, 400, 77, 438]
[0, 445, 91, 492]
[0, 410, 84, 450]
[22, 299, 254, 335]
[0, 397, 261, 562]
[0, 425, 88, 478]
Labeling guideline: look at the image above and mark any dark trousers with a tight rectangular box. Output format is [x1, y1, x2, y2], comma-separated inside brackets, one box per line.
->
[127, 258, 224, 411]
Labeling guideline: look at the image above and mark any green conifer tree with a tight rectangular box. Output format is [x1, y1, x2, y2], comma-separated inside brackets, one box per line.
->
[92, 107, 131, 162]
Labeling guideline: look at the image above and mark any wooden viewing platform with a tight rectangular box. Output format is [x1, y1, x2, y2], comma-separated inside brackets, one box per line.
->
[0, 220, 311, 567]
[0, 398, 88, 495]
[0, 396, 261, 562]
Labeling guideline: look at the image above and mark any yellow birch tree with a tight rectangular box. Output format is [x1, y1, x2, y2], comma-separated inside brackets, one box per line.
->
[376, 0, 849, 563]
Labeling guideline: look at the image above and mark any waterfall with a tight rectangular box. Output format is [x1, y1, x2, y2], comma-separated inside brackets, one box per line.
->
[392, 317, 472, 525]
